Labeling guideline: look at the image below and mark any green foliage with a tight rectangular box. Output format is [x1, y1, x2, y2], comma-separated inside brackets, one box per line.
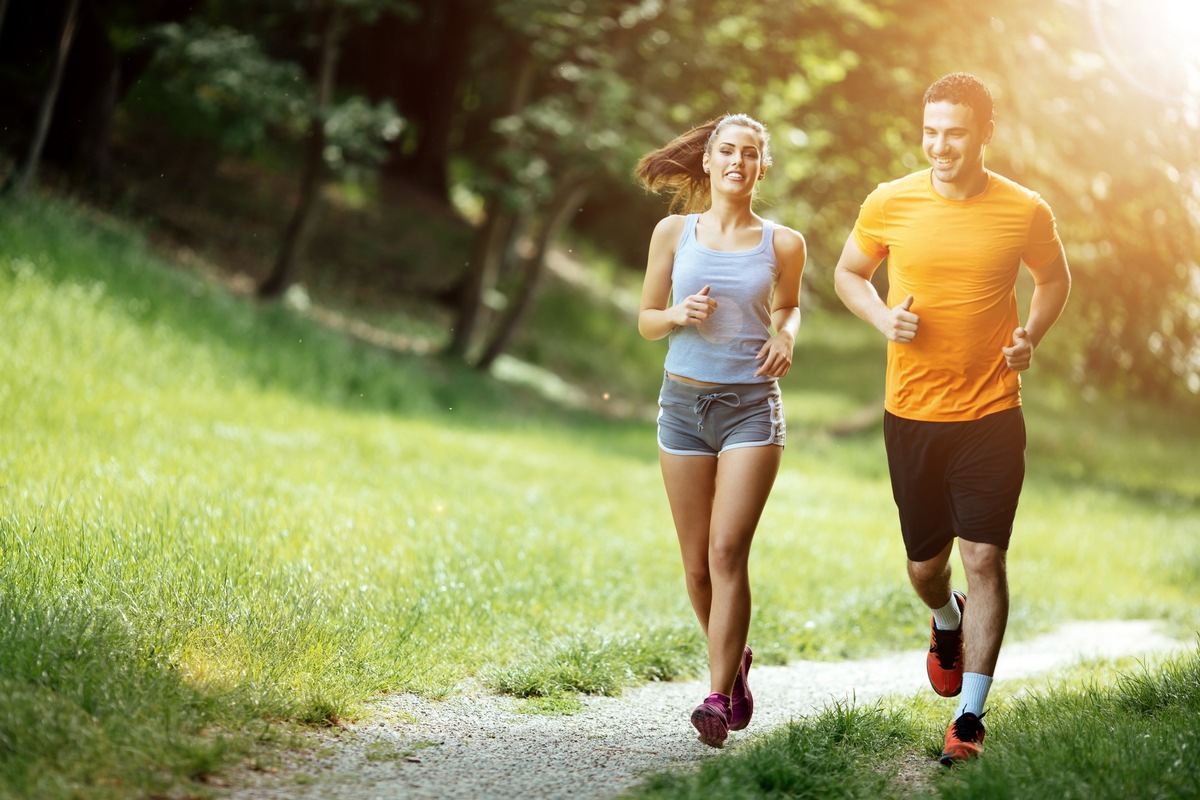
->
[469, 0, 881, 206]
[134, 21, 309, 155]
[132, 13, 405, 171]
[451, 0, 1200, 400]
[5, 0, 1198, 398]
[333, 0, 418, 22]
[323, 94, 405, 173]
[515, 694, 584, 716]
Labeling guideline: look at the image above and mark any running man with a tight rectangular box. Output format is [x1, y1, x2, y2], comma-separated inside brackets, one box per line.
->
[833, 72, 1071, 765]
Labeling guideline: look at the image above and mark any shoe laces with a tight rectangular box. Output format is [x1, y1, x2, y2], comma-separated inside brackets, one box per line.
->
[932, 626, 963, 670]
[951, 711, 986, 743]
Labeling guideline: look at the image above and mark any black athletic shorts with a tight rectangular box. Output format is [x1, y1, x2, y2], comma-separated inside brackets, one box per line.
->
[883, 407, 1026, 562]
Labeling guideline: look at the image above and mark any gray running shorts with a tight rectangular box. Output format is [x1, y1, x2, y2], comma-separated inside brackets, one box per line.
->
[657, 374, 785, 457]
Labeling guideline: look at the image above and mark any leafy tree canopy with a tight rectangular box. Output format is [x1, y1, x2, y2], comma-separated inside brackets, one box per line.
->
[2, 0, 1196, 400]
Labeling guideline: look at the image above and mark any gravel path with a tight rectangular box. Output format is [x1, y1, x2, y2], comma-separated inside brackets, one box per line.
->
[226, 620, 1190, 800]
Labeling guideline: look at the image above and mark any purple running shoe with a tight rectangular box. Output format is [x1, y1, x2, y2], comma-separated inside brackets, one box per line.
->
[730, 646, 754, 731]
[690, 692, 731, 748]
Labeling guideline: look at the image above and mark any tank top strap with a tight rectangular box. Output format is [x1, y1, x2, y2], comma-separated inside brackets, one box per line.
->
[678, 213, 699, 250]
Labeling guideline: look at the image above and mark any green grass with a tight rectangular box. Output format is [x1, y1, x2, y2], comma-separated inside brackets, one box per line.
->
[633, 700, 923, 799]
[488, 627, 705, 699]
[0, 596, 242, 797]
[627, 649, 1200, 800]
[935, 653, 1200, 800]
[1, 194, 1199, 798]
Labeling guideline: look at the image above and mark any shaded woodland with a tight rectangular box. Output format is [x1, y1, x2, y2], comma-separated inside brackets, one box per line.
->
[1, 0, 1197, 401]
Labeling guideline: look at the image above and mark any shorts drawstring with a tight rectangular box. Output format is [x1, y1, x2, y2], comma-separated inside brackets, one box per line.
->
[693, 392, 741, 432]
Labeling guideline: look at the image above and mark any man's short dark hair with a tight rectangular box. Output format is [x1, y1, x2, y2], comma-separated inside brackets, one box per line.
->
[923, 72, 995, 125]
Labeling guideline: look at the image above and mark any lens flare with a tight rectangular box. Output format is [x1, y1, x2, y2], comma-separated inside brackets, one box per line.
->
[1089, 0, 1200, 105]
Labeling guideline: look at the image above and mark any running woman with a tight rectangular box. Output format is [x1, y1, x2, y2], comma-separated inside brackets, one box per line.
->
[635, 113, 807, 748]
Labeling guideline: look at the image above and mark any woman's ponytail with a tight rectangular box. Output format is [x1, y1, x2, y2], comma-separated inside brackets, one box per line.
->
[634, 114, 771, 214]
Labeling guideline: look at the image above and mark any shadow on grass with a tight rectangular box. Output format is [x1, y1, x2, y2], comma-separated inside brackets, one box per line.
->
[0, 506, 424, 798]
[0, 590, 253, 798]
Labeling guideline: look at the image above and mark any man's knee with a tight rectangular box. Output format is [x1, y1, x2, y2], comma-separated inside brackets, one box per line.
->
[907, 540, 954, 583]
[960, 540, 1007, 581]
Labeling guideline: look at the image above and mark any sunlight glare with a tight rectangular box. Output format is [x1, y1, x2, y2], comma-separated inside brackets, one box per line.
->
[1089, 0, 1200, 104]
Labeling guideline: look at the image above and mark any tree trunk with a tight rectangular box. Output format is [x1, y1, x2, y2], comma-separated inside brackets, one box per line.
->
[443, 43, 535, 360]
[475, 179, 590, 371]
[25, 0, 197, 185]
[445, 200, 515, 359]
[385, 0, 472, 201]
[39, 0, 117, 185]
[7, 0, 80, 196]
[258, 2, 342, 300]
[77, 61, 118, 185]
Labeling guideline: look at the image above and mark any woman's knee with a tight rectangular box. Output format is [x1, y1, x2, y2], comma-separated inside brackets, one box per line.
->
[683, 563, 712, 593]
[709, 536, 751, 576]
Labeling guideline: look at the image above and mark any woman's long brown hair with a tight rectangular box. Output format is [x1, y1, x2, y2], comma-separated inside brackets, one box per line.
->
[634, 114, 771, 214]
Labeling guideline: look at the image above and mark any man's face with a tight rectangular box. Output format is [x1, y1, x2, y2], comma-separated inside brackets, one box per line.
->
[922, 101, 994, 189]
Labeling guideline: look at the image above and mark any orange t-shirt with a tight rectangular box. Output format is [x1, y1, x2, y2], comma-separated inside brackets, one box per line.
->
[852, 169, 1063, 422]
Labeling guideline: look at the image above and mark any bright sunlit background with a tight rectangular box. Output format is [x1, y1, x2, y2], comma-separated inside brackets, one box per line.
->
[1089, 0, 1200, 108]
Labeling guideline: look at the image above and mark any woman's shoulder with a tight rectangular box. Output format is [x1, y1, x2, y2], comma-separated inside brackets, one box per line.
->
[654, 213, 689, 232]
[649, 213, 689, 243]
[769, 221, 807, 258]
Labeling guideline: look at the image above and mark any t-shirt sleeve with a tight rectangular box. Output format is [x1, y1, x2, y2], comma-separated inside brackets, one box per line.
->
[1021, 197, 1062, 270]
[851, 185, 891, 260]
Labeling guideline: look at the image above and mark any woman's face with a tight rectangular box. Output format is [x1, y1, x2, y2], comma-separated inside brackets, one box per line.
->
[703, 125, 766, 196]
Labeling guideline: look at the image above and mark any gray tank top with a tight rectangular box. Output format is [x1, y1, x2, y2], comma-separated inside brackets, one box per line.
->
[664, 213, 778, 384]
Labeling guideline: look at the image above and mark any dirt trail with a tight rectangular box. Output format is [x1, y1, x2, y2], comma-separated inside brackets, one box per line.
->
[226, 620, 1191, 800]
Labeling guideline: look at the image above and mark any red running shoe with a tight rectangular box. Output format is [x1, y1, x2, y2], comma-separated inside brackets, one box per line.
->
[729, 646, 753, 731]
[690, 692, 731, 748]
[926, 590, 966, 697]
[940, 711, 986, 765]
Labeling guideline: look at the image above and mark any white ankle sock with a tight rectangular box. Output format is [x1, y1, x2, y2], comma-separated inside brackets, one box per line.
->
[955, 673, 992, 718]
[931, 592, 962, 631]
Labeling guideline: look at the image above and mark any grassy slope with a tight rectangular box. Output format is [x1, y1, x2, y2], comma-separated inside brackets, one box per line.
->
[1, 194, 1198, 798]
